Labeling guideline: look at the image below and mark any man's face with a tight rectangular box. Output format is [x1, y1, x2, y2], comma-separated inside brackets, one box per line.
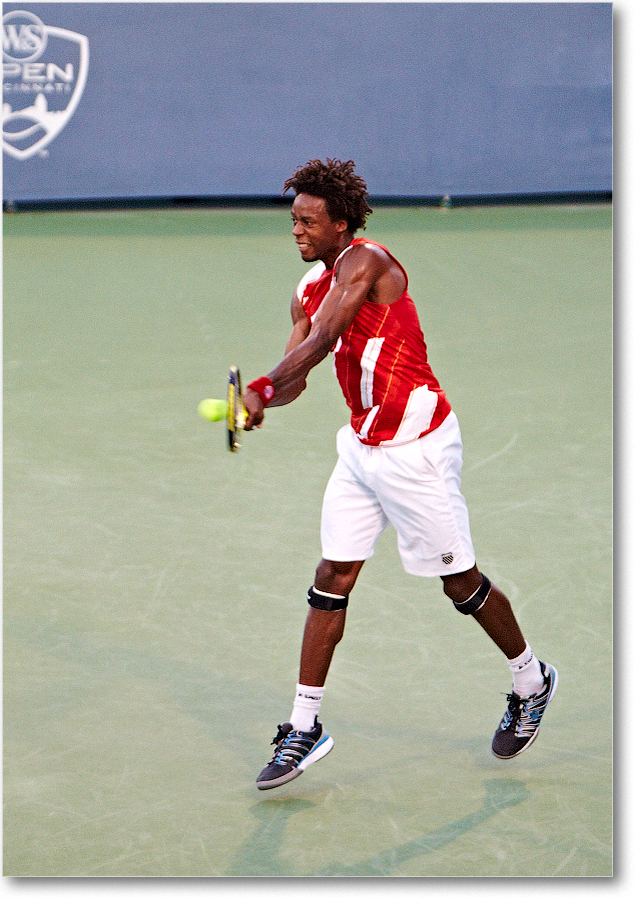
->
[290, 194, 347, 264]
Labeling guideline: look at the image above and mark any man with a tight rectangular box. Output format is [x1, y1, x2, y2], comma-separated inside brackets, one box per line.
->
[242, 159, 558, 791]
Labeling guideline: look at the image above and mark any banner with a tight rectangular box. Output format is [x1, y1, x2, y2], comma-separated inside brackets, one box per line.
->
[2, 3, 613, 203]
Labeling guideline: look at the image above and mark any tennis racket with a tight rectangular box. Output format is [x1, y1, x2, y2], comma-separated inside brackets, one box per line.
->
[226, 365, 246, 452]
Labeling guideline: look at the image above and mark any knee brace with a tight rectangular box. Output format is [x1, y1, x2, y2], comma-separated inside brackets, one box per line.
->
[307, 586, 349, 611]
[453, 574, 492, 615]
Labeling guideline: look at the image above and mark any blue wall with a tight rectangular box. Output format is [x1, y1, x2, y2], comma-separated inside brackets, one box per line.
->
[2, 2, 612, 203]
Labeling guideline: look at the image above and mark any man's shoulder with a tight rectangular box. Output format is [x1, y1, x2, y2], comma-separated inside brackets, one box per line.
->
[336, 238, 396, 274]
[336, 238, 409, 297]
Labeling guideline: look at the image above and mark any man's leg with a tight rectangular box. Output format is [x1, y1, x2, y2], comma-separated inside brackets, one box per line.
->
[441, 564, 558, 759]
[440, 564, 526, 660]
[298, 558, 365, 686]
[256, 559, 363, 790]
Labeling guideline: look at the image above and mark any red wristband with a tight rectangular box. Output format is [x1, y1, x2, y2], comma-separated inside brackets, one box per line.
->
[247, 376, 275, 406]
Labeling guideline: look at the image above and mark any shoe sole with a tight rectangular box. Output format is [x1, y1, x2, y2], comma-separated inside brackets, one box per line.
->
[256, 733, 334, 790]
[492, 664, 559, 760]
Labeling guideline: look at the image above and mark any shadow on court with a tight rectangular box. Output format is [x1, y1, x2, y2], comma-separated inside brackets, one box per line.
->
[230, 779, 529, 877]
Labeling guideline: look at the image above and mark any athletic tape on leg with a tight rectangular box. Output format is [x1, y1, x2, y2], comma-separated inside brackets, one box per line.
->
[307, 586, 349, 611]
[453, 574, 492, 615]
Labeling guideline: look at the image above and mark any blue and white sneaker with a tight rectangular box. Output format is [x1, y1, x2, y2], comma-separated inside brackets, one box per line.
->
[492, 661, 558, 759]
[256, 718, 334, 790]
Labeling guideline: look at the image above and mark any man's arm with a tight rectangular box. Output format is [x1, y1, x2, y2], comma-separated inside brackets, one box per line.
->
[265, 294, 311, 408]
[243, 244, 386, 430]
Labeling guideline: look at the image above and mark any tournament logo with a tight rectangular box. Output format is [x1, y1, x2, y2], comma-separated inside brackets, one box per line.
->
[2, 9, 89, 160]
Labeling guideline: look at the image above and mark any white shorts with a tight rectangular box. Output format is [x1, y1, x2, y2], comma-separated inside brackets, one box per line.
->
[320, 412, 476, 577]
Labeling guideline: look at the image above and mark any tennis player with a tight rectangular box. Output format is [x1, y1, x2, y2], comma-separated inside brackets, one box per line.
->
[243, 159, 558, 790]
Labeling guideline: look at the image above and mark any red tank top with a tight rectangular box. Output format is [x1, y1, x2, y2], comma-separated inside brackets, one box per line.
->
[296, 238, 451, 446]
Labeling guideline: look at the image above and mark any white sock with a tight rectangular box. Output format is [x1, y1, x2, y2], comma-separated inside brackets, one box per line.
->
[290, 683, 325, 732]
[508, 643, 544, 697]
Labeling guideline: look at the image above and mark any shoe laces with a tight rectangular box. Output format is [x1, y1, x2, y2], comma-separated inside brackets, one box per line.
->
[271, 723, 293, 746]
[501, 686, 548, 737]
[268, 723, 316, 766]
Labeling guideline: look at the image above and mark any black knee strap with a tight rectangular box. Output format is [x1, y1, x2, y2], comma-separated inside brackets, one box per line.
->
[453, 574, 491, 615]
[307, 586, 349, 611]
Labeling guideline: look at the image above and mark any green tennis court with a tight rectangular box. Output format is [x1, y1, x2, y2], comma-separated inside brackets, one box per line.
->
[3, 202, 612, 877]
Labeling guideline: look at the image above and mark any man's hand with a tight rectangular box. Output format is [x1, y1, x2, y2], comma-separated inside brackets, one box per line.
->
[243, 386, 265, 431]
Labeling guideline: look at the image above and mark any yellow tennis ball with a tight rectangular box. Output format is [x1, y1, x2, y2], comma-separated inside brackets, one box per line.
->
[198, 398, 228, 422]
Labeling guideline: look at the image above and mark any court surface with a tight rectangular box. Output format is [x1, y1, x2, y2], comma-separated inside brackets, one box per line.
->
[3, 203, 612, 878]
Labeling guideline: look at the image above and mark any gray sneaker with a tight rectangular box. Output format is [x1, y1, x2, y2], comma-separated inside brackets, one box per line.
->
[492, 662, 558, 759]
[256, 718, 334, 790]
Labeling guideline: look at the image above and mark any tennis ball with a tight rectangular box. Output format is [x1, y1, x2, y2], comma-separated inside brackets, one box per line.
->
[198, 398, 228, 422]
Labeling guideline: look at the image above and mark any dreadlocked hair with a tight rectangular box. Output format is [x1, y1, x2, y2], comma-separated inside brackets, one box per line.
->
[283, 158, 373, 233]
